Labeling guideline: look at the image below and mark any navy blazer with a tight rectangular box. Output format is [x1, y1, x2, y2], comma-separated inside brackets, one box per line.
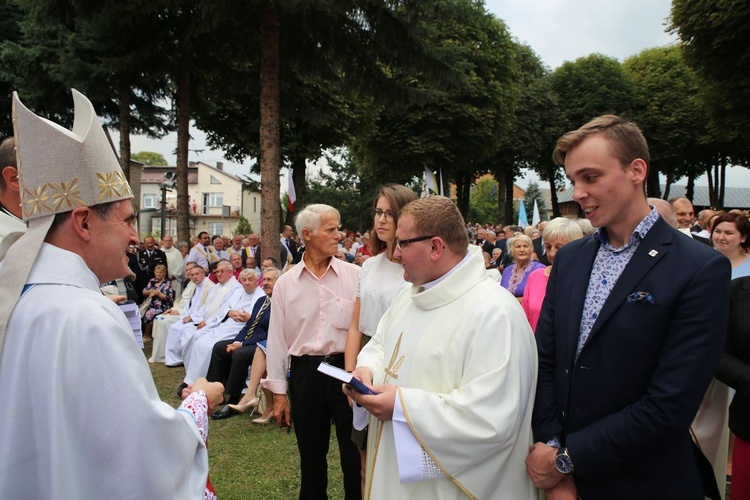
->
[534, 217, 730, 499]
[232, 296, 271, 347]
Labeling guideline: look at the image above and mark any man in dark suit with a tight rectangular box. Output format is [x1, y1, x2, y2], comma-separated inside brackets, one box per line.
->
[526, 115, 730, 500]
[207, 267, 279, 419]
[136, 235, 168, 297]
[280, 225, 301, 264]
[241, 233, 261, 268]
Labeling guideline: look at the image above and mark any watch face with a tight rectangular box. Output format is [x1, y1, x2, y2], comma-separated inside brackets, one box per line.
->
[555, 453, 574, 475]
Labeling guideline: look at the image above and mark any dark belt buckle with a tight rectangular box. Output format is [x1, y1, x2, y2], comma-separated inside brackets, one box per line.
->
[322, 354, 338, 364]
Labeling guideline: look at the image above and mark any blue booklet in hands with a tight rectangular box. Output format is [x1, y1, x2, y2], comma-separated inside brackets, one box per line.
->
[317, 362, 379, 395]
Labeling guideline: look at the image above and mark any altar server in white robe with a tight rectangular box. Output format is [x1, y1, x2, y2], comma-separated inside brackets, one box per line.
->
[0, 90, 224, 499]
[165, 260, 236, 366]
[149, 262, 213, 363]
[346, 196, 538, 500]
[183, 268, 265, 385]
[162, 234, 186, 296]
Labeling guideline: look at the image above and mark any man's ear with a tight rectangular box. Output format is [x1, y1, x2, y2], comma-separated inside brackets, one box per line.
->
[1, 166, 19, 191]
[629, 158, 648, 185]
[70, 206, 94, 241]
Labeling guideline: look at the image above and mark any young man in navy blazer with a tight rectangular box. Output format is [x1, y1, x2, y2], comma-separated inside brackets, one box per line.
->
[526, 115, 730, 499]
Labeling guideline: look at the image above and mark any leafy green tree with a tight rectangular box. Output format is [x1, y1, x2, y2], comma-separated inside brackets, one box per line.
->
[132, 151, 168, 166]
[234, 215, 253, 235]
[488, 42, 559, 222]
[3, 0, 172, 181]
[623, 46, 706, 198]
[352, 1, 517, 219]
[670, 0, 750, 142]
[468, 178, 500, 225]
[305, 150, 381, 232]
[550, 54, 637, 135]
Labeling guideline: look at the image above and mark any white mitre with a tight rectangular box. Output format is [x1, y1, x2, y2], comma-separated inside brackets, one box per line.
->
[0, 89, 133, 353]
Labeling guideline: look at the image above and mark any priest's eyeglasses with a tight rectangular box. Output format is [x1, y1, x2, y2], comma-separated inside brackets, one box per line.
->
[372, 208, 395, 221]
[395, 235, 436, 250]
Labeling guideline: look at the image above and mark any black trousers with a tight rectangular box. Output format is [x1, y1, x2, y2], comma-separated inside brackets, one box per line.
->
[205, 340, 256, 404]
[290, 354, 361, 500]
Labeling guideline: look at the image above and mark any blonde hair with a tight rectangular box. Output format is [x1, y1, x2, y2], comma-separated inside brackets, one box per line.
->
[553, 115, 650, 172]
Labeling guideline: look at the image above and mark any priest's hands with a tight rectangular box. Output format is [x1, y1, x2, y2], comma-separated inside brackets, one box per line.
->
[273, 393, 292, 428]
[526, 442, 564, 490]
[343, 380, 396, 421]
[190, 378, 225, 411]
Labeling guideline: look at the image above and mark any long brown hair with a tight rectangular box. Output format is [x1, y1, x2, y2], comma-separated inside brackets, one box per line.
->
[369, 184, 418, 256]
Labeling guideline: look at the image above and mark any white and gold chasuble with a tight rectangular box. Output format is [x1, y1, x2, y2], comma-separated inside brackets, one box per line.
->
[357, 246, 538, 500]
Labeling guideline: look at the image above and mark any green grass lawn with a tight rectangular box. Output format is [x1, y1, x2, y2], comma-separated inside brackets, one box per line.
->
[146, 345, 344, 500]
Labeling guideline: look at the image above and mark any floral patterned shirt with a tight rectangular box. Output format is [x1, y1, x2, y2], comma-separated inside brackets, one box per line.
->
[576, 207, 660, 360]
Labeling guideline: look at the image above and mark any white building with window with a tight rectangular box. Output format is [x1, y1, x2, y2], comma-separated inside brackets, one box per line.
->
[138, 161, 261, 239]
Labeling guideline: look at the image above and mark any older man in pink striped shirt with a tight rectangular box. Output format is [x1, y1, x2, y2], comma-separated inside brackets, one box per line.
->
[263, 203, 362, 500]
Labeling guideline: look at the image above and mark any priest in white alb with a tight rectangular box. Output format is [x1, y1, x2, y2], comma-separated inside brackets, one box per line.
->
[165, 259, 237, 366]
[345, 196, 538, 500]
[149, 262, 212, 363]
[182, 267, 265, 386]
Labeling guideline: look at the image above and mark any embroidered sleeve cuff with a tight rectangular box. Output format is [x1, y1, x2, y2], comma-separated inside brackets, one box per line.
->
[393, 390, 445, 483]
[178, 390, 209, 443]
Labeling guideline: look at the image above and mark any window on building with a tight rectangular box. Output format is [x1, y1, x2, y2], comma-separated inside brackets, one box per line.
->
[143, 194, 157, 209]
[209, 222, 223, 235]
[210, 175, 221, 185]
[208, 193, 223, 207]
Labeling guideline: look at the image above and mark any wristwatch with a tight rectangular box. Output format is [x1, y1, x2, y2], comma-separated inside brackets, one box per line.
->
[555, 446, 575, 475]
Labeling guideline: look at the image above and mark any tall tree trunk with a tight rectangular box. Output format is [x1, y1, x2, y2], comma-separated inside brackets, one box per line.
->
[496, 172, 507, 223]
[503, 169, 514, 225]
[706, 165, 715, 208]
[547, 165, 560, 218]
[284, 156, 306, 228]
[646, 164, 660, 198]
[663, 171, 673, 200]
[118, 90, 131, 182]
[260, 5, 281, 263]
[686, 173, 695, 202]
[719, 157, 727, 209]
[176, 44, 192, 245]
[454, 171, 468, 219]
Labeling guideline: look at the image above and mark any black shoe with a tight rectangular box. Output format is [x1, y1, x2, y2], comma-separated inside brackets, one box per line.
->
[176, 382, 188, 398]
[211, 404, 240, 420]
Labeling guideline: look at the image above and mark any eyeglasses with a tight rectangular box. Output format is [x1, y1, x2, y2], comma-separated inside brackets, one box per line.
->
[395, 235, 435, 250]
[372, 208, 395, 221]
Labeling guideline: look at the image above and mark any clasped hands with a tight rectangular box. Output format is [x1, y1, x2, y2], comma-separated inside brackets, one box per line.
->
[526, 442, 579, 500]
[180, 377, 225, 411]
[228, 309, 251, 322]
[341, 367, 397, 421]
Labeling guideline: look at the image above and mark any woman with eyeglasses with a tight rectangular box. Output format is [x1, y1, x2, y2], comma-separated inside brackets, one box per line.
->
[344, 183, 418, 495]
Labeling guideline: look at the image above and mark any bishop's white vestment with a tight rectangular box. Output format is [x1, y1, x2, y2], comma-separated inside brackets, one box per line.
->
[0, 243, 210, 498]
[357, 246, 538, 500]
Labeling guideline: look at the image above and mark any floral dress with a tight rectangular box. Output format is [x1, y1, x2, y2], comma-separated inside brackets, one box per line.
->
[142, 278, 175, 323]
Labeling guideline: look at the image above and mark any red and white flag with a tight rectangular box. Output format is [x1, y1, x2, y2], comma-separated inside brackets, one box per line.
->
[287, 167, 297, 212]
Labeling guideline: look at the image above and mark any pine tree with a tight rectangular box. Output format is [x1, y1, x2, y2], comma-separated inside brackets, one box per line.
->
[523, 181, 548, 222]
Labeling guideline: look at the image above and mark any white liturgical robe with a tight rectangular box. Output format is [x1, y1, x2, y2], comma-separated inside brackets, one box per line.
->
[357, 246, 538, 500]
[0, 243, 208, 498]
[183, 284, 266, 384]
[165, 277, 235, 366]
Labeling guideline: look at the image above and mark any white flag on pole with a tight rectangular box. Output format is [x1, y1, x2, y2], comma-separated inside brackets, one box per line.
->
[423, 167, 439, 197]
[532, 200, 541, 227]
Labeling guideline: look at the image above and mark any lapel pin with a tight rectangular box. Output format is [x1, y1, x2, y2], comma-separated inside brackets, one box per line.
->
[648, 249, 658, 257]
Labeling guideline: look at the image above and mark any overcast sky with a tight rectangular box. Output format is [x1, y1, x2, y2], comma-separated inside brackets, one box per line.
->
[119, 0, 750, 190]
